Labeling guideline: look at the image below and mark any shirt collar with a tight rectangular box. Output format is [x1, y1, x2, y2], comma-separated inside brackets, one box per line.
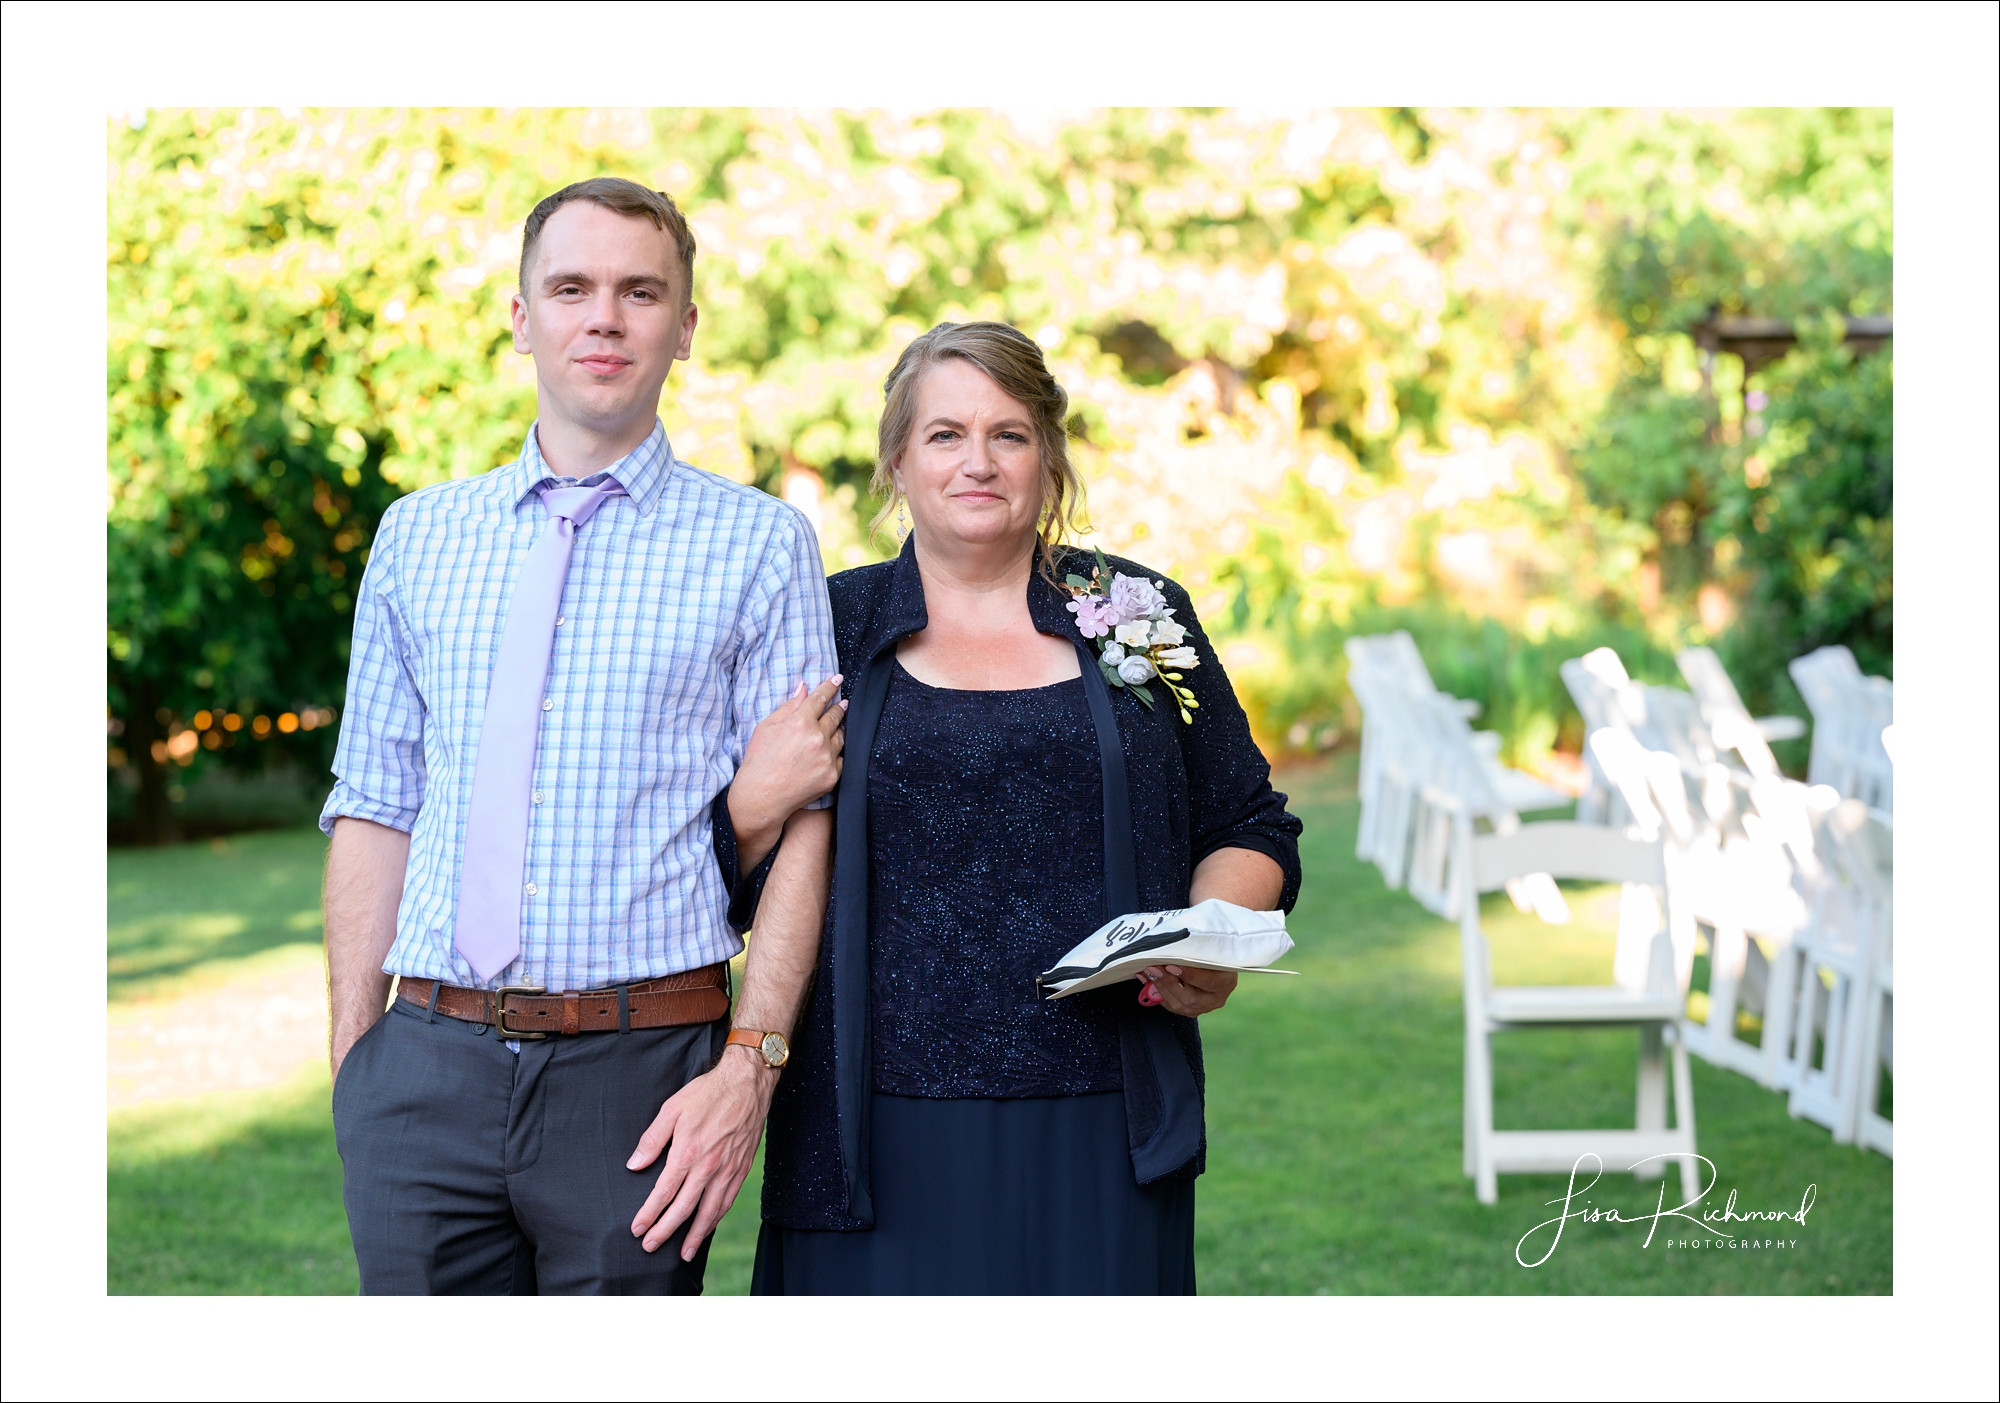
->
[506, 419, 676, 517]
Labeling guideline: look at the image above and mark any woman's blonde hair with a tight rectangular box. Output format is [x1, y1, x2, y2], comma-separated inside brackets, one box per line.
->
[870, 321, 1086, 558]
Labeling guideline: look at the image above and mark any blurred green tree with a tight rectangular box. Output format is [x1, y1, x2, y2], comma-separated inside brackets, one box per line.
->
[1560, 107, 1893, 715]
[108, 107, 1892, 837]
[1713, 329, 1893, 689]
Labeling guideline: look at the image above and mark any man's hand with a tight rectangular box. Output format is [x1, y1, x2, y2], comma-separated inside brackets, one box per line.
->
[626, 806, 831, 1260]
[626, 1048, 775, 1258]
[728, 676, 846, 872]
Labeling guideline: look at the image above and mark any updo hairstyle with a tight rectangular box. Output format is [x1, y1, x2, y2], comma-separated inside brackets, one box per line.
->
[870, 321, 1086, 557]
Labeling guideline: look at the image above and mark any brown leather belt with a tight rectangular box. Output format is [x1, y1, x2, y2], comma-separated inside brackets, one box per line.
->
[397, 963, 730, 1039]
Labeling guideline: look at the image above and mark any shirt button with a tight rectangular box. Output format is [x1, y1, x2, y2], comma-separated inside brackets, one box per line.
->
[524, 882, 538, 896]
[555, 615, 566, 626]
[542, 698, 554, 712]
[532, 790, 545, 804]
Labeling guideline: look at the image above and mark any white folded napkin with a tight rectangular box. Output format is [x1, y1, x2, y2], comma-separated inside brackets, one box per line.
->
[1037, 898, 1297, 1000]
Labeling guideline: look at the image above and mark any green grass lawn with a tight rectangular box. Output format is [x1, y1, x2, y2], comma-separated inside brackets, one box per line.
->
[107, 754, 1891, 1293]
[109, 828, 330, 1002]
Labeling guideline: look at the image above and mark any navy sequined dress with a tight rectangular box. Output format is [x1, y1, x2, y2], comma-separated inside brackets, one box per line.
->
[868, 661, 1124, 1098]
[755, 660, 1196, 1294]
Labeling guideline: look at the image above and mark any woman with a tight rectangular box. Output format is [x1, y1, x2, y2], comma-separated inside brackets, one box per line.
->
[733, 321, 1302, 1294]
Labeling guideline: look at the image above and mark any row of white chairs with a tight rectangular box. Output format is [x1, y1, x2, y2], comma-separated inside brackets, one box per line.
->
[1346, 633, 1571, 925]
[1559, 643, 1892, 1144]
[1587, 723, 1893, 1154]
[1342, 634, 1699, 1203]
[1347, 631, 1895, 1203]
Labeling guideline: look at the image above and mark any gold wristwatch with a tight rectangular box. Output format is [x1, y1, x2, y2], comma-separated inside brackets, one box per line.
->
[725, 1027, 790, 1069]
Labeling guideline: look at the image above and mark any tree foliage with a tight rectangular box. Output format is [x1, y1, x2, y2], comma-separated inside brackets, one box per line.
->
[1559, 107, 1892, 718]
[108, 107, 1892, 840]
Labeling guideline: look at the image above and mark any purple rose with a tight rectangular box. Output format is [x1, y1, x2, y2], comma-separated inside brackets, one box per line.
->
[1108, 572, 1166, 623]
[1067, 595, 1115, 639]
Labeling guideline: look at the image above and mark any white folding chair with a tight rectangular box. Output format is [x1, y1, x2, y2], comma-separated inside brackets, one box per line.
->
[1561, 649, 1636, 826]
[1347, 638, 1421, 879]
[1678, 645, 1808, 751]
[1839, 808, 1893, 1156]
[1787, 647, 1894, 813]
[1784, 801, 1893, 1150]
[1445, 789, 1701, 1206]
[1843, 678, 1895, 814]
[1347, 631, 1506, 890]
[1405, 690, 1572, 921]
[1680, 779, 1817, 1087]
[1345, 636, 1400, 868]
[1588, 728, 1822, 1091]
[1788, 645, 1863, 789]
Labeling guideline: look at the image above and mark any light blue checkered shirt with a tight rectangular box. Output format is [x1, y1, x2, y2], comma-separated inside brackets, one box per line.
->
[320, 420, 836, 991]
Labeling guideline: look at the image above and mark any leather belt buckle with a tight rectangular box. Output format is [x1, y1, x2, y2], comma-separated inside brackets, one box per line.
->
[493, 984, 550, 1039]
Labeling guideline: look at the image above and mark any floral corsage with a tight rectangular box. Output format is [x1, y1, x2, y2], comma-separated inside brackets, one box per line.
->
[1065, 548, 1201, 723]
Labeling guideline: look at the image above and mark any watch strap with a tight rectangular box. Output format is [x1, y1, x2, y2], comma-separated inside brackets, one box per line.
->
[726, 1027, 788, 1067]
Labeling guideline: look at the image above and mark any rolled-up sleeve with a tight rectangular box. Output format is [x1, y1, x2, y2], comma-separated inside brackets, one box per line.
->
[726, 505, 839, 810]
[1165, 582, 1305, 912]
[319, 502, 426, 835]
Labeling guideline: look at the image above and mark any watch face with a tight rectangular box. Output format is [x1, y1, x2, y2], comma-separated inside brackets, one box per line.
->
[759, 1031, 790, 1068]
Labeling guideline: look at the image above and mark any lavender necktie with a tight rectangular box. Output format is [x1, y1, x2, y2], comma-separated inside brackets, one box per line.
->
[453, 479, 626, 982]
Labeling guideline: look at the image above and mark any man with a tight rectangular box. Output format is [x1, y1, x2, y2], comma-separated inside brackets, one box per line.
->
[322, 177, 840, 1294]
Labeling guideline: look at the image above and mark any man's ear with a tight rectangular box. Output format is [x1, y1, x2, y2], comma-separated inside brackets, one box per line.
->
[510, 292, 533, 355]
[675, 300, 700, 362]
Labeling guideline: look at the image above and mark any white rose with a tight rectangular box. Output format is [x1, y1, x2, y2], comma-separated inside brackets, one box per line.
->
[1151, 619, 1188, 647]
[1100, 642, 1126, 665]
[1156, 645, 1199, 670]
[1114, 620, 1152, 648]
[1117, 654, 1156, 685]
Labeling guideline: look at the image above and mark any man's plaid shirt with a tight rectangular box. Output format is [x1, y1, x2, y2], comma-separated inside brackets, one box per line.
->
[321, 420, 836, 991]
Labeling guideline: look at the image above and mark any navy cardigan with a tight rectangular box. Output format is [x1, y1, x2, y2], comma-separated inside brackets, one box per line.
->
[743, 537, 1303, 1231]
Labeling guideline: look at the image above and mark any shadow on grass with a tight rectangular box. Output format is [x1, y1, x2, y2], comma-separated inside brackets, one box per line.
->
[109, 829, 330, 1001]
[110, 1067, 356, 1295]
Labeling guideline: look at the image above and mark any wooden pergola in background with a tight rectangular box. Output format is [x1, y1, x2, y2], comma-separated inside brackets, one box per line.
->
[1693, 314, 1894, 376]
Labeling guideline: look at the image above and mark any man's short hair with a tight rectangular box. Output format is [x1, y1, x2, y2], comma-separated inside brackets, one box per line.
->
[518, 177, 696, 302]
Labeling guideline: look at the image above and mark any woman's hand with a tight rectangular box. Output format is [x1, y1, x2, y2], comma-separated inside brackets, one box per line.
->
[728, 676, 846, 872]
[1134, 846, 1279, 1013]
[1137, 964, 1238, 1016]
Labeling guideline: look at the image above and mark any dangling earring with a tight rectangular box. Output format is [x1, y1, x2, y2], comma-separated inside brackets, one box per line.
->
[895, 497, 909, 542]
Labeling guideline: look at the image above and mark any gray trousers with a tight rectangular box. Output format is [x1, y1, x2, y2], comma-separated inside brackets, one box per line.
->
[332, 994, 730, 1295]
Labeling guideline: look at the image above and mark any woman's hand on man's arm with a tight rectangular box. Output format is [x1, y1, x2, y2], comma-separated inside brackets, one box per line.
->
[726, 675, 847, 873]
[1138, 846, 1287, 1017]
